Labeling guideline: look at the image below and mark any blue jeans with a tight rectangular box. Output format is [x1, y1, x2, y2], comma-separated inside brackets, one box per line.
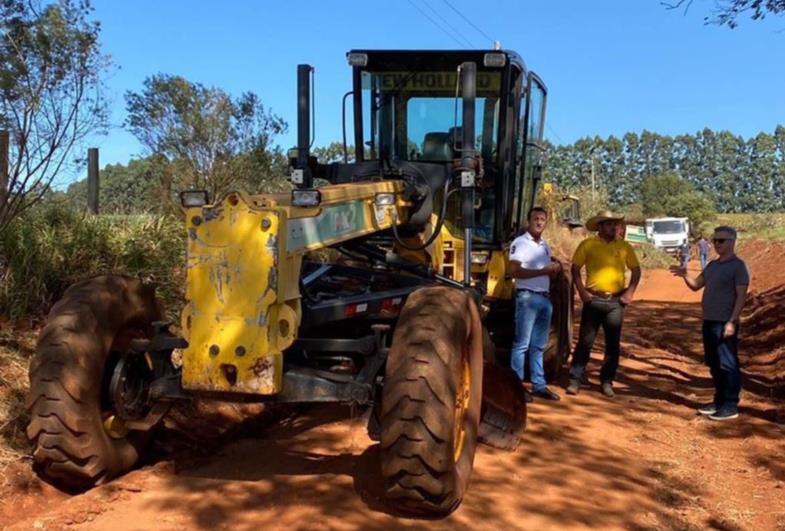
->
[702, 320, 741, 410]
[510, 290, 553, 391]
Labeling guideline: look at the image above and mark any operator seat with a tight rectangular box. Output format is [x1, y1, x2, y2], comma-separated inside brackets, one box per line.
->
[421, 132, 454, 161]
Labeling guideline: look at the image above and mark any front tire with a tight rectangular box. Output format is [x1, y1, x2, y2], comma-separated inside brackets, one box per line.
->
[26, 275, 162, 489]
[380, 286, 483, 515]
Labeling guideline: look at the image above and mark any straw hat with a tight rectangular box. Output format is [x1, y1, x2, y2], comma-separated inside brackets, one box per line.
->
[585, 210, 625, 231]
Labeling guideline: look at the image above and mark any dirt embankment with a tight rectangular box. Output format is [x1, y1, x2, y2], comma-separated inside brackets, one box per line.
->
[741, 285, 785, 394]
[736, 241, 785, 395]
[634, 241, 785, 397]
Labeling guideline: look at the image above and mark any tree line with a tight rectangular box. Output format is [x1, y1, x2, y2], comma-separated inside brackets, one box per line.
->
[60, 127, 785, 218]
[543, 127, 785, 214]
[3, 1, 784, 233]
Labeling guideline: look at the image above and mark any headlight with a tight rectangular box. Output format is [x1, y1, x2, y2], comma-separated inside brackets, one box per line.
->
[180, 190, 209, 208]
[374, 193, 395, 206]
[347, 53, 368, 67]
[291, 189, 321, 207]
[483, 53, 506, 67]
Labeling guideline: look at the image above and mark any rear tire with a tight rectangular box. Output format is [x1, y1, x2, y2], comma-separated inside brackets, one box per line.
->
[543, 269, 574, 381]
[26, 275, 162, 490]
[380, 286, 483, 515]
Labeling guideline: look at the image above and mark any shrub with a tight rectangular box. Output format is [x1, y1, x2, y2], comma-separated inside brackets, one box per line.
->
[635, 242, 675, 269]
[0, 203, 185, 319]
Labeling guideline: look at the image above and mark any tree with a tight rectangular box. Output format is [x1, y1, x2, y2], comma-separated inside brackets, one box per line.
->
[64, 157, 160, 214]
[543, 126, 785, 214]
[312, 142, 355, 164]
[0, 0, 109, 235]
[663, 0, 785, 28]
[641, 173, 716, 226]
[125, 74, 288, 202]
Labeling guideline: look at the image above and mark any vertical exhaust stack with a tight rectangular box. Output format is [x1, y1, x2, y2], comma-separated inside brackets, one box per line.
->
[295, 64, 314, 189]
[460, 62, 477, 288]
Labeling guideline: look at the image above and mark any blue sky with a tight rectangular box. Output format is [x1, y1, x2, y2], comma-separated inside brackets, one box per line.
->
[80, 0, 785, 183]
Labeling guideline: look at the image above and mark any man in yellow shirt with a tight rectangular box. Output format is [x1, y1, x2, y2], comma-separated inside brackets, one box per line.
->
[566, 211, 641, 397]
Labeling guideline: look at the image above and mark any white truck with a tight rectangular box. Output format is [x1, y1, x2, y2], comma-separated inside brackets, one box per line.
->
[645, 217, 690, 253]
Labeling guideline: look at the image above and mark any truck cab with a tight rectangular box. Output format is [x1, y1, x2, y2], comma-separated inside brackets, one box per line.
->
[645, 216, 690, 253]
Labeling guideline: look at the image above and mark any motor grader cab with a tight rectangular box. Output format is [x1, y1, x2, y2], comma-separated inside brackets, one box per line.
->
[27, 49, 572, 515]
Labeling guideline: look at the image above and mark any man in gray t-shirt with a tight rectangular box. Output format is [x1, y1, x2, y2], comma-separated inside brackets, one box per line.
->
[672, 226, 750, 421]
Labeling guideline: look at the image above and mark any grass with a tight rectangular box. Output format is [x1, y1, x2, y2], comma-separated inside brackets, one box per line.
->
[0, 203, 185, 320]
[714, 213, 785, 240]
[0, 203, 187, 469]
[0, 326, 35, 468]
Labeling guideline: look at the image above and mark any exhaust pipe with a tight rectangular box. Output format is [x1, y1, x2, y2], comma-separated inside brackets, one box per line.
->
[295, 64, 314, 188]
[460, 62, 477, 288]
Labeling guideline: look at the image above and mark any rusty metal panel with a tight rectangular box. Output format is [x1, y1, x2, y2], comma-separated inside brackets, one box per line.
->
[180, 192, 295, 394]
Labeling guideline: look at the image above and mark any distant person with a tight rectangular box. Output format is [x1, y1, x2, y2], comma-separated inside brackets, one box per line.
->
[698, 235, 710, 270]
[672, 226, 750, 421]
[566, 211, 641, 398]
[680, 240, 691, 269]
[508, 207, 563, 402]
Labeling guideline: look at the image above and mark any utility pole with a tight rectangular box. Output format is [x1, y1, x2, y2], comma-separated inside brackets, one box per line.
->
[588, 146, 597, 201]
[590, 157, 596, 201]
[87, 148, 99, 214]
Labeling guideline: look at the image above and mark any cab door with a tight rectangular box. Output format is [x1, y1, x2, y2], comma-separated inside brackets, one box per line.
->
[515, 72, 548, 230]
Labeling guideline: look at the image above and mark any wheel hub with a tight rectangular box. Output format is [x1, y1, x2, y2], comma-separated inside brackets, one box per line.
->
[453, 344, 471, 462]
[108, 353, 154, 421]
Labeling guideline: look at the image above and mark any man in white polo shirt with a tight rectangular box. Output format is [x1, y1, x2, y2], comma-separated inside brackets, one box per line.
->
[508, 206, 562, 401]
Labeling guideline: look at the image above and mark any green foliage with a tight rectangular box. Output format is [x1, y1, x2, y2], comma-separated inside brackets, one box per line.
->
[619, 203, 645, 223]
[0, 0, 109, 234]
[706, 0, 785, 28]
[124, 74, 289, 205]
[716, 213, 785, 240]
[0, 203, 184, 319]
[63, 157, 161, 214]
[544, 126, 785, 214]
[635, 242, 675, 269]
[640, 173, 716, 227]
[313, 143, 355, 164]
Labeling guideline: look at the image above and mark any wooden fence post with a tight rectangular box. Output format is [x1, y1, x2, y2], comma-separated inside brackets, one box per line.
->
[87, 147, 99, 215]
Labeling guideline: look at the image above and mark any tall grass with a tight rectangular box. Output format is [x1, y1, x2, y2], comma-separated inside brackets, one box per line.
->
[0, 203, 185, 319]
[715, 213, 785, 240]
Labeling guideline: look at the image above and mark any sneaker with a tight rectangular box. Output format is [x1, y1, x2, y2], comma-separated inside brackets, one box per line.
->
[709, 407, 739, 421]
[533, 387, 561, 401]
[697, 403, 718, 416]
[566, 380, 580, 395]
[524, 390, 533, 404]
[601, 382, 615, 398]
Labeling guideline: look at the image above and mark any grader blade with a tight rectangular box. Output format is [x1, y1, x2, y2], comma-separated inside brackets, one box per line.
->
[479, 362, 527, 450]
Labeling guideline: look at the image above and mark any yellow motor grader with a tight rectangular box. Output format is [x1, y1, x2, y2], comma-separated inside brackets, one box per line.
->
[26, 49, 572, 515]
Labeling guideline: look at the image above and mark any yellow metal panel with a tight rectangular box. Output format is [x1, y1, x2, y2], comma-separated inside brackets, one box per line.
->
[283, 182, 408, 254]
[486, 249, 514, 300]
[178, 182, 408, 395]
[181, 193, 290, 394]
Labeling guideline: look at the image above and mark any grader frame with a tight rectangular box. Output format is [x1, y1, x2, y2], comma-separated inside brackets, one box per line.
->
[27, 49, 572, 515]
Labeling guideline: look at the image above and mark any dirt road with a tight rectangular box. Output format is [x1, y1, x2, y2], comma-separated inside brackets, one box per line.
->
[2, 267, 785, 530]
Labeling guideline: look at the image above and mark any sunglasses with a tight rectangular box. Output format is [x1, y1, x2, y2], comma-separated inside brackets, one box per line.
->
[712, 238, 734, 244]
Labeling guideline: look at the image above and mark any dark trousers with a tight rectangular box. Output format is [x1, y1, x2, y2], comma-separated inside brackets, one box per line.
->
[569, 298, 624, 384]
[702, 320, 741, 409]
